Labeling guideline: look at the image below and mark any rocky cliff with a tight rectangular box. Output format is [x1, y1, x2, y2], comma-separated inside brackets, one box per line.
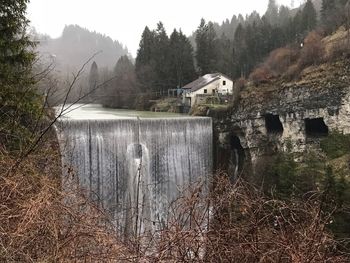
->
[213, 59, 350, 175]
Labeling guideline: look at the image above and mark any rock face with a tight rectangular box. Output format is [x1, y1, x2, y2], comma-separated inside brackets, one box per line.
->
[213, 61, 350, 175]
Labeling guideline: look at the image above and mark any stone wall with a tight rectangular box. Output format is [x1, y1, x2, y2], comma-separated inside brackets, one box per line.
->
[213, 82, 350, 174]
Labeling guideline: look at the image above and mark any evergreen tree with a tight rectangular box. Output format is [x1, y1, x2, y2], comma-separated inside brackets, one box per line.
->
[114, 55, 134, 76]
[135, 26, 157, 91]
[102, 55, 137, 108]
[168, 29, 196, 88]
[195, 19, 219, 75]
[233, 23, 247, 77]
[278, 5, 291, 27]
[216, 34, 235, 78]
[153, 22, 170, 92]
[301, 0, 317, 33]
[88, 61, 99, 101]
[291, 10, 304, 42]
[265, 0, 279, 26]
[0, 0, 41, 150]
[135, 26, 155, 66]
[321, 0, 337, 31]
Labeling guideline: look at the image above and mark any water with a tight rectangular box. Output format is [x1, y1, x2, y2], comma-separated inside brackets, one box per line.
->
[56, 104, 213, 236]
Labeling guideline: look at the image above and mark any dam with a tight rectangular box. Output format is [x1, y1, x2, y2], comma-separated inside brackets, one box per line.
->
[56, 104, 213, 236]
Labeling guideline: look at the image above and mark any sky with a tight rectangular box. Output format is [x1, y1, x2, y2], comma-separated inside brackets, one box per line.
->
[27, 0, 303, 57]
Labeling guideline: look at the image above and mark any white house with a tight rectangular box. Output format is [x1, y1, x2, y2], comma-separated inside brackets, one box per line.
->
[182, 73, 234, 107]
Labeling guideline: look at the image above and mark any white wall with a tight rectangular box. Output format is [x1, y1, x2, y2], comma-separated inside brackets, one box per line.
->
[184, 75, 234, 106]
[217, 76, 234, 95]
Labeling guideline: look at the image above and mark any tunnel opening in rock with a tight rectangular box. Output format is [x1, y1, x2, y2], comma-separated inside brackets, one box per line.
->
[305, 118, 329, 137]
[265, 114, 284, 134]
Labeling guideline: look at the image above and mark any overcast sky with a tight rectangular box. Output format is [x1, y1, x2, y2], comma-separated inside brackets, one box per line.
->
[27, 0, 303, 56]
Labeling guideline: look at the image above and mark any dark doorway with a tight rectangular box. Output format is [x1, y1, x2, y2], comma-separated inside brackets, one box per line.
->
[305, 118, 329, 137]
[265, 114, 284, 134]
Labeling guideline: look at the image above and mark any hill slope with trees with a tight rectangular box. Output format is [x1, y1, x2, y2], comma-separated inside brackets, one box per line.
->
[36, 25, 129, 73]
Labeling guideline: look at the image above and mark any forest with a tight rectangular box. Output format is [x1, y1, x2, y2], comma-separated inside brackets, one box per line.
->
[71, 0, 350, 110]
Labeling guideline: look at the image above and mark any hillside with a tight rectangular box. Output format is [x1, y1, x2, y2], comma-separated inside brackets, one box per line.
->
[37, 25, 129, 73]
[244, 25, 350, 104]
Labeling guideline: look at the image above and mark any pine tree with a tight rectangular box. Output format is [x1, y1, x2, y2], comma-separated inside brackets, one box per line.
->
[114, 55, 134, 77]
[135, 26, 157, 91]
[233, 23, 247, 77]
[291, 10, 304, 42]
[88, 61, 99, 101]
[301, 0, 317, 33]
[321, 0, 337, 31]
[278, 5, 291, 27]
[195, 19, 219, 75]
[103, 55, 137, 108]
[168, 29, 196, 88]
[153, 22, 170, 92]
[265, 0, 279, 26]
[0, 0, 41, 150]
[216, 34, 235, 77]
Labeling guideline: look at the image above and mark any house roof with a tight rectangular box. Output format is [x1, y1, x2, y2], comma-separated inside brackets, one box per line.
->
[182, 73, 231, 92]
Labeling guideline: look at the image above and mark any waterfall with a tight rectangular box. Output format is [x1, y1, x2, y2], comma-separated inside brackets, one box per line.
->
[56, 112, 212, 236]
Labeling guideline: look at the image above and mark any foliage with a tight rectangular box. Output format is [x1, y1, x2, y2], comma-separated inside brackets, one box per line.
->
[168, 29, 197, 88]
[0, 139, 133, 262]
[249, 65, 272, 85]
[0, 0, 42, 152]
[265, 0, 279, 26]
[37, 24, 128, 71]
[301, 0, 318, 33]
[136, 176, 348, 262]
[101, 55, 139, 108]
[257, 140, 350, 243]
[133, 0, 350, 92]
[135, 23, 196, 92]
[321, 0, 349, 32]
[299, 31, 325, 67]
[88, 61, 99, 101]
[321, 131, 350, 159]
[135, 26, 157, 91]
[195, 19, 219, 75]
[264, 151, 299, 198]
[251, 30, 326, 83]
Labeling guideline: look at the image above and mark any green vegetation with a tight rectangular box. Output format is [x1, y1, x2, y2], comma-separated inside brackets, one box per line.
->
[257, 136, 350, 243]
[135, 23, 196, 93]
[321, 131, 350, 159]
[0, 0, 42, 151]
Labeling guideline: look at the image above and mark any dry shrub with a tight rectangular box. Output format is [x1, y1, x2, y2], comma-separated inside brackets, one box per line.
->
[249, 66, 273, 86]
[299, 31, 325, 68]
[328, 38, 350, 60]
[266, 47, 299, 76]
[249, 47, 298, 85]
[0, 141, 134, 262]
[284, 64, 302, 81]
[323, 26, 350, 59]
[140, 175, 348, 262]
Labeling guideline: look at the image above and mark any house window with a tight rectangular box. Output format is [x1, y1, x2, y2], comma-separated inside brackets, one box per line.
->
[203, 89, 207, 94]
[212, 90, 216, 94]
[223, 80, 226, 86]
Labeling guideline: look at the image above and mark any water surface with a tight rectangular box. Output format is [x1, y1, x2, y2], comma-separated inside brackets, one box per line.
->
[58, 104, 186, 120]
